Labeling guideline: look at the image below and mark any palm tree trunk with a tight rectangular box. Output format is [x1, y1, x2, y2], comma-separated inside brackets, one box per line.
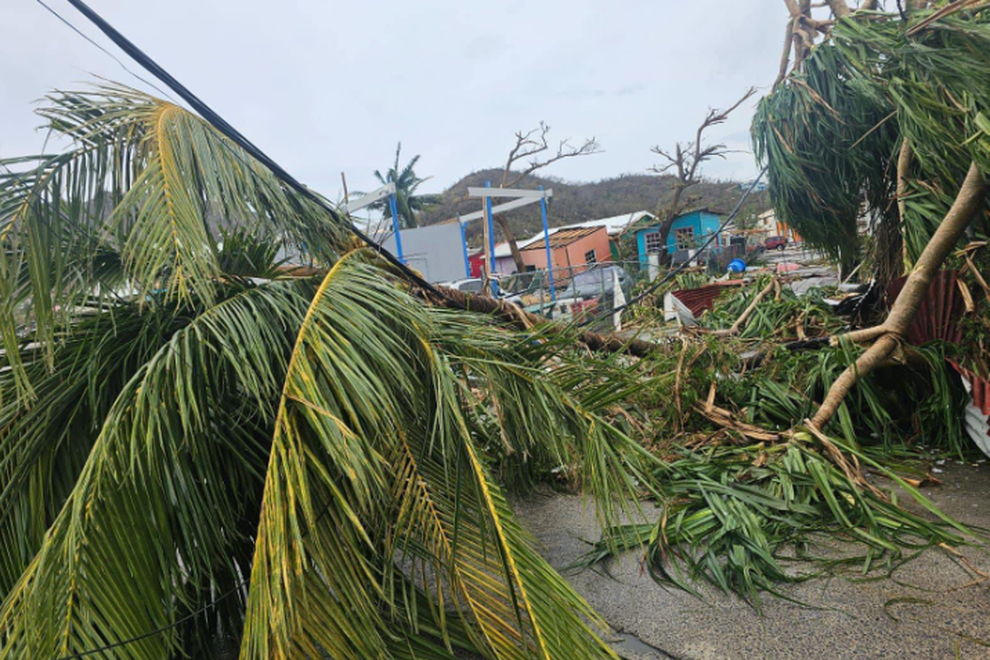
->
[434, 285, 656, 357]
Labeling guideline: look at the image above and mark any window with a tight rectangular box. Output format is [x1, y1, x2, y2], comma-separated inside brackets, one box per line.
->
[584, 249, 597, 265]
[644, 232, 663, 254]
[674, 227, 695, 250]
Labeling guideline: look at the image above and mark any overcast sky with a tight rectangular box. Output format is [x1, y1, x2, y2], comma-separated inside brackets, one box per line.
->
[2, 0, 788, 201]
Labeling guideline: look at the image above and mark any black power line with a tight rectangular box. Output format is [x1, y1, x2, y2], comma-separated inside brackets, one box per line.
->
[20, 6, 375, 657]
[20, 0, 433, 654]
[58, 0, 442, 302]
[23, 3, 765, 655]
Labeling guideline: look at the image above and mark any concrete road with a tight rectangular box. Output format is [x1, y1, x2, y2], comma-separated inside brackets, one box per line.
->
[757, 243, 840, 296]
[513, 461, 990, 660]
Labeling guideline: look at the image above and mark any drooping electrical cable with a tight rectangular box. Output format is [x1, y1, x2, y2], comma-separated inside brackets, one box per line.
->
[56, 0, 442, 300]
[21, 3, 767, 654]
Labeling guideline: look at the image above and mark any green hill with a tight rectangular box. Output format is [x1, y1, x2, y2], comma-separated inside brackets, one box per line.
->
[417, 169, 768, 246]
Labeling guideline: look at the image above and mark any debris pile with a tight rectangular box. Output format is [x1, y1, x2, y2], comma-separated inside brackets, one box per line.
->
[571, 247, 990, 602]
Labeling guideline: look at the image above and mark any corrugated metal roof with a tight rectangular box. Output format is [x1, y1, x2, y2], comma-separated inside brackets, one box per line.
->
[567, 211, 654, 236]
[670, 280, 747, 317]
[887, 271, 965, 345]
[521, 226, 603, 251]
[492, 211, 654, 258]
[887, 270, 990, 422]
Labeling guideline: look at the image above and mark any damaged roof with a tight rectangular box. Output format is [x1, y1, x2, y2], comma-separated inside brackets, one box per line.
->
[521, 227, 603, 251]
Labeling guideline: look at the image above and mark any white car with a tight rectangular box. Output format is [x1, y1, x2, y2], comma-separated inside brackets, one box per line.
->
[441, 278, 486, 294]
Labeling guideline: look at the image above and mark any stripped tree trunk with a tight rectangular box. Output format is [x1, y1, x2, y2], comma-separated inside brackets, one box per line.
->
[432, 284, 657, 358]
[810, 162, 987, 428]
[825, 0, 850, 18]
[494, 214, 527, 273]
[710, 277, 777, 337]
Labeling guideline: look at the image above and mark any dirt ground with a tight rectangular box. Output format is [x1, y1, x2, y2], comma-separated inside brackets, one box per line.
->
[513, 461, 990, 660]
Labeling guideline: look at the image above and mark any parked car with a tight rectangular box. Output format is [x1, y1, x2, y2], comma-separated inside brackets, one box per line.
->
[556, 265, 629, 300]
[765, 235, 788, 251]
[441, 277, 485, 294]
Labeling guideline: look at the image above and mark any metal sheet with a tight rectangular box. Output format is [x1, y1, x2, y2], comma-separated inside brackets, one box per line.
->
[886, 270, 965, 344]
[467, 187, 551, 199]
[670, 281, 747, 317]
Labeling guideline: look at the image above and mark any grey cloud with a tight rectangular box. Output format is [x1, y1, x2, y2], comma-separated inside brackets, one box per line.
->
[2, 0, 789, 197]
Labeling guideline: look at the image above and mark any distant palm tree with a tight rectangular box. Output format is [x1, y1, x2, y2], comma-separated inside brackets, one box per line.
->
[372, 142, 440, 229]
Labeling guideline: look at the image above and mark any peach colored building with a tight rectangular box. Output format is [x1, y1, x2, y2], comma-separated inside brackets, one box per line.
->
[519, 226, 611, 278]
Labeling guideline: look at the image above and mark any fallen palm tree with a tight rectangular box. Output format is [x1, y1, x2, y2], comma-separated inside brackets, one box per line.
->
[3, 5, 990, 658]
[0, 87, 664, 660]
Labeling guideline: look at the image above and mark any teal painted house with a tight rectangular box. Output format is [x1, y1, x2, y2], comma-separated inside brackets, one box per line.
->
[635, 210, 723, 266]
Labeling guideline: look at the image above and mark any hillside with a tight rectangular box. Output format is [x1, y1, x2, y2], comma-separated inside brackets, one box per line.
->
[417, 169, 769, 246]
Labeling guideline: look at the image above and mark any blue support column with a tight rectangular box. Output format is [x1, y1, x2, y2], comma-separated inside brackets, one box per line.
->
[485, 180, 498, 296]
[539, 185, 556, 302]
[387, 177, 404, 263]
[458, 218, 471, 278]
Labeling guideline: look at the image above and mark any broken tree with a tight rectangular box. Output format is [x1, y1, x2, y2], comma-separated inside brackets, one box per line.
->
[495, 122, 601, 272]
[754, 0, 990, 427]
[649, 88, 755, 266]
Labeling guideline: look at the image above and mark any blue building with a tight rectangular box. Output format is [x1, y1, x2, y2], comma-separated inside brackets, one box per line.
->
[635, 210, 723, 267]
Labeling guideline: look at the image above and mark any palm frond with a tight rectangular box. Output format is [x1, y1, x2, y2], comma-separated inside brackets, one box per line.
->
[0, 279, 313, 660]
[240, 251, 629, 660]
[0, 84, 347, 402]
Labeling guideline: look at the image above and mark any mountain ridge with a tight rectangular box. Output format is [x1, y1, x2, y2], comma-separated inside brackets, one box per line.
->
[416, 169, 769, 246]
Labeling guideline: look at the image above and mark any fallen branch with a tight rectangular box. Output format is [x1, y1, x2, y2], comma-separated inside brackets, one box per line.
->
[811, 162, 988, 428]
[431, 284, 657, 358]
[693, 400, 781, 443]
[804, 420, 885, 499]
[709, 277, 777, 337]
[333, 249, 659, 358]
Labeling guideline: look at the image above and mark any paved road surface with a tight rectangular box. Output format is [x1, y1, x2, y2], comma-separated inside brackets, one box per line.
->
[514, 461, 990, 659]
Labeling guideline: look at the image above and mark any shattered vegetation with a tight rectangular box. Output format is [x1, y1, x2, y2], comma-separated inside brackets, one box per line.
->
[3, 3, 990, 659]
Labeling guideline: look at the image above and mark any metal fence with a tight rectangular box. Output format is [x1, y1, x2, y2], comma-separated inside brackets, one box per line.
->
[493, 259, 650, 318]
[496, 244, 750, 310]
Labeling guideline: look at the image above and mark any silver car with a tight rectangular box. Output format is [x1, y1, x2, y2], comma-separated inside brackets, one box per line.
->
[556, 265, 629, 300]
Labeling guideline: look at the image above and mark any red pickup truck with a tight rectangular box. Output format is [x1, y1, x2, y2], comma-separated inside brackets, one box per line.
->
[765, 235, 788, 251]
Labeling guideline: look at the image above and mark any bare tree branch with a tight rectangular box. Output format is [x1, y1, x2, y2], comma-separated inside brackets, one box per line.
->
[501, 123, 602, 189]
[774, 17, 797, 89]
[811, 162, 988, 428]
[492, 123, 603, 271]
[646, 88, 756, 265]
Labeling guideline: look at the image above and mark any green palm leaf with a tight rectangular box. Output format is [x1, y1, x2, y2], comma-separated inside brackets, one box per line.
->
[1, 85, 662, 660]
